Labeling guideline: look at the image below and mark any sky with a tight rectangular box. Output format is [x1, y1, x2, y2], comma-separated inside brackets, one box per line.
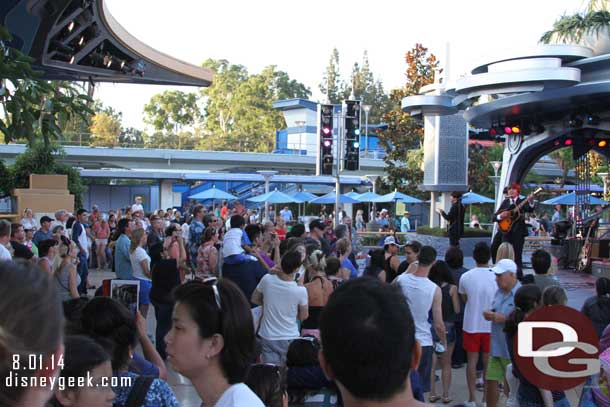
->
[96, 0, 586, 130]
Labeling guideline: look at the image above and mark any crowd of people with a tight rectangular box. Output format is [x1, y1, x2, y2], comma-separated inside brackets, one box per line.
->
[0, 196, 609, 407]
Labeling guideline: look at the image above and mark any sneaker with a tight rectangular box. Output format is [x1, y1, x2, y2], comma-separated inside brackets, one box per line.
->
[462, 401, 477, 407]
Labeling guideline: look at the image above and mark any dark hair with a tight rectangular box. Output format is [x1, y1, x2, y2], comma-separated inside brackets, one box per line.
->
[230, 214, 245, 229]
[320, 278, 415, 401]
[53, 335, 110, 391]
[429, 260, 455, 286]
[79, 297, 137, 371]
[202, 214, 215, 227]
[193, 204, 204, 218]
[451, 191, 462, 199]
[10, 223, 22, 238]
[245, 364, 285, 407]
[0, 261, 63, 405]
[473, 242, 491, 265]
[504, 285, 542, 336]
[165, 223, 180, 237]
[325, 257, 341, 276]
[334, 224, 348, 239]
[287, 336, 321, 367]
[404, 240, 422, 253]
[281, 250, 302, 275]
[66, 216, 76, 230]
[531, 249, 551, 275]
[245, 224, 261, 243]
[542, 286, 567, 306]
[201, 226, 218, 244]
[117, 218, 131, 235]
[597, 277, 610, 297]
[76, 208, 87, 216]
[365, 249, 385, 277]
[289, 223, 305, 238]
[38, 238, 59, 257]
[418, 245, 437, 266]
[173, 280, 255, 384]
[0, 220, 10, 238]
[445, 246, 464, 269]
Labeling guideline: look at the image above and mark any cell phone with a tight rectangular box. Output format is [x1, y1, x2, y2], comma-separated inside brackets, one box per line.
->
[111, 280, 140, 315]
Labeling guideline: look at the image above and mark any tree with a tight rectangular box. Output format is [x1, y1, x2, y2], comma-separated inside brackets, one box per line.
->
[342, 51, 390, 123]
[199, 60, 311, 152]
[549, 147, 576, 187]
[468, 142, 504, 197]
[119, 127, 144, 147]
[377, 44, 439, 197]
[319, 48, 344, 104]
[89, 112, 122, 147]
[143, 90, 200, 149]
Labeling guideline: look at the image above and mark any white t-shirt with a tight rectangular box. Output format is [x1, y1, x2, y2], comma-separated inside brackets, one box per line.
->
[130, 247, 151, 281]
[394, 273, 437, 346]
[181, 223, 190, 245]
[0, 243, 11, 260]
[131, 203, 144, 213]
[256, 274, 308, 340]
[223, 228, 245, 257]
[458, 267, 497, 333]
[215, 383, 264, 407]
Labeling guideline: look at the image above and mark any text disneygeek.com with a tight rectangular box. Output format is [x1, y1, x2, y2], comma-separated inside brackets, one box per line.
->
[5, 371, 132, 391]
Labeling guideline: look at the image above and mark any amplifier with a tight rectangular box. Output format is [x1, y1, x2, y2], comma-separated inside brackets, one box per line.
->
[591, 239, 610, 258]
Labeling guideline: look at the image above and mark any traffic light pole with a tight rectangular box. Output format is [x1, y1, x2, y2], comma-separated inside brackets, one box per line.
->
[335, 104, 345, 228]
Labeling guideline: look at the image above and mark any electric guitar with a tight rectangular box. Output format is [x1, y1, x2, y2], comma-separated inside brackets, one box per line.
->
[497, 188, 543, 233]
[577, 219, 596, 273]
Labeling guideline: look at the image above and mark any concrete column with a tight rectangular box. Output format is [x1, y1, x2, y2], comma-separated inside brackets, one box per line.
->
[160, 180, 174, 210]
[429, 192, 438, 227]
[438, 192, 452, 228]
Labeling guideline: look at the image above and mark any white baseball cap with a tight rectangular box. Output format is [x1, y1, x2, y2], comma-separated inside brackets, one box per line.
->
[383, 236, 403, 247]
[492, 259, 518, 275]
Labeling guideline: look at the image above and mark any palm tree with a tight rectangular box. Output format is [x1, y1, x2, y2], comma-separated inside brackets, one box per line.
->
[540, 1, 610, 45]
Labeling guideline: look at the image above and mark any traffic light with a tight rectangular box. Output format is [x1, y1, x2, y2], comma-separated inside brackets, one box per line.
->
[344, 100, 361, 171]
[318, 104, 334, 175]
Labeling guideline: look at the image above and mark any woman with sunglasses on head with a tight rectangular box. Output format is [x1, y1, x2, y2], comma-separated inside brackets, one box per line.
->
[196, 226, 220, 280]
[165, 279, 265, 406]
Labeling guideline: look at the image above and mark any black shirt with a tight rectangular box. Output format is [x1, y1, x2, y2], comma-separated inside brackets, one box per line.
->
[10, 240, 33, 260]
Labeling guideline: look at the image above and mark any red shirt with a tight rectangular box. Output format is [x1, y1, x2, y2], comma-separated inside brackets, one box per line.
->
[275, 227, 286, 241]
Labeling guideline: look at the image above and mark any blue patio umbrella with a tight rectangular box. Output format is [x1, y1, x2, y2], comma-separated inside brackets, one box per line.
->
[355, 191, 382, 202]
[462, 192, 495, 204]
[310, 192, 361, 204]
[542, 192, 609, 205]
[345, 191, 362, 199]
[373, 190, 423, 204]
[188, 186, 238, 201]
[247, 189, 303, 204]
[290, 191, 318, 202]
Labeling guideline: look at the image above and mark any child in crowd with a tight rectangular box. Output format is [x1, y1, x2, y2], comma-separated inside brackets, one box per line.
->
[245, 364, 288, 407]
[223, 215, 259, 265]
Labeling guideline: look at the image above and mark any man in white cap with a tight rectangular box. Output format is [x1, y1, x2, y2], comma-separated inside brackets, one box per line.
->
[382, 236, 402, 282]
[483, 259, 520, 407]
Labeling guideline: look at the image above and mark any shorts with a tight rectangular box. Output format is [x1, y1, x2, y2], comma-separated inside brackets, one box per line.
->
[463, 331, 491, 353]
[137, 278, 152, 305]
[486, 356, 511, 381]
[259, 337, 292, 365]
[431, 321, 456, 344]
[95, 239, 108, 245]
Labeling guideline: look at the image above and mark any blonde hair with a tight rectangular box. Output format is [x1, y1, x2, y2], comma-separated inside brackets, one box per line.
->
[496, 242, 515, 262]
[335, 238, 351, 256]
[308, 250, 327, 272]
[52, 239, 77, 277]
[130, 229, 146, 253]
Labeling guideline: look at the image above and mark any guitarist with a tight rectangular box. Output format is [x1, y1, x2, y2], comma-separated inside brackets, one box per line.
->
[495, 183, 536, 279]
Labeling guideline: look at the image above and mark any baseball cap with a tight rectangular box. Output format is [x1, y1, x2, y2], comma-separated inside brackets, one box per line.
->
[309, 219, 327, 231]
[492, 259, 518, 275]
[383, 236, 403, 247]
[40, 216, 53, 224]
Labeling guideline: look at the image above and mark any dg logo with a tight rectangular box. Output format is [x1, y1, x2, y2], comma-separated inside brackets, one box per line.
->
[515, 304, 600, 391]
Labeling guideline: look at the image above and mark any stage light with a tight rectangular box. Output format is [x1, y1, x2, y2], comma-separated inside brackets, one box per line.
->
[67, 21, 75, 32]
[353, 141, 360, 148]
[598, 140, 607, 147]
[511, 126, 520, 134]
[78, 36, 85, 46]
[504, 127, 512, 135]
[323, 140, 331, 147]
[120, 60, 126, 70]
[587, 114, 600, 125]
[489, 128, 497, 136]
[69, 55, 75, 64]
[568, 116, 583, 128]
[564, 138, 573, 146]
[554, 139, 561, 146]
[322, 127, 331, 135]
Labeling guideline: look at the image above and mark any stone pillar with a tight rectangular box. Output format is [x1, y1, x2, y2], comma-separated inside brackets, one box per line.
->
[160, 180, 174, 210]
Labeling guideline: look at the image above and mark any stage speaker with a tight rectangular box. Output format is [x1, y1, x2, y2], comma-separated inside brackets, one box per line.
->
[592, 240, 610, 258]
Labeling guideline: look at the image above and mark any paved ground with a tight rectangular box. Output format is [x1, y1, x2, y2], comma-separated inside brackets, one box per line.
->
[87, 258, 597, 407]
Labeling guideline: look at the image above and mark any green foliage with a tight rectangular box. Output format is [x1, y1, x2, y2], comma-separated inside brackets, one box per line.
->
[0, 25, 93, 147]
[319, 48, 343, 104]
[540, 10, 610, 43]
[378, 44, 439, 198]
[89, 112, 122, 147]
[5, 144, 85, 208]
[416, 226, 492, 238]
[199, 60, 311, 152]
[468, 142, 504, 197]
[549, 147, 576, 187]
